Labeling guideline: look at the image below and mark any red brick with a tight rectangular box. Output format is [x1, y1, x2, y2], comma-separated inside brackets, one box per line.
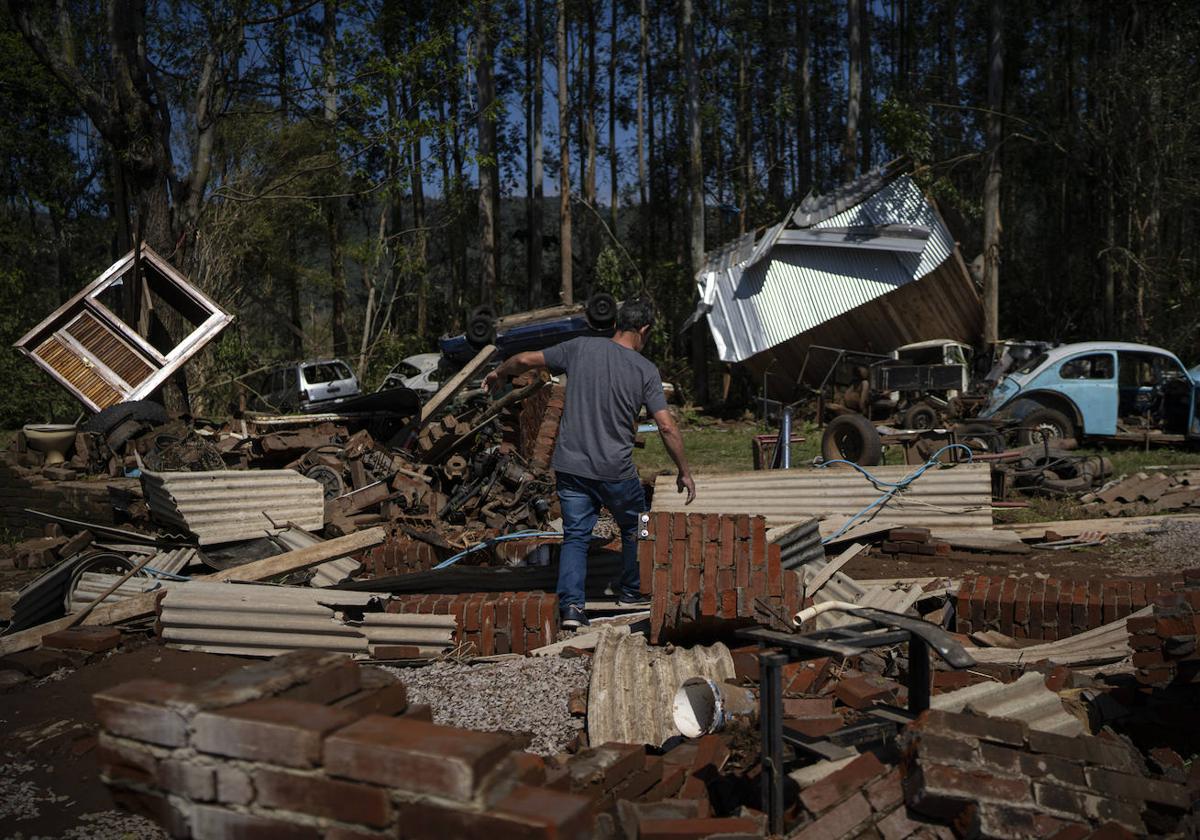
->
[984, 577, 1004, 628]
[1083, 766, 1192, 808]
[783, 697, 834, 717]
[684, 566, 701, 596]
[782, 657, 831, 695]
[190, 804, 320, 840]
[999, 577, 1018, 635]
[835, 675, 898, 710]
[905, 762, 1031, 821]
[865, 769, 903, 813]
[920, 709, 1027, 746]
[398, 783, 593, 840]
[96, 733, 158, 787]
[1087, 579, 1104, 629]
[93, 678, 191, 747]
[42, 626, 120, 653]
[751, 518, 767, 567]
[1012, 579, 1031, 637]
[638, 817, 761, 840]
[687, 514, 703, 567]
[192, 698, 357, 768]
[654, 515, 671, 569]
[324, 714, 514, 802]
[767, 544, 782, 593]
[671, 541, 687, 592]
[255, 767, 393, 828]
[159, 758, 216, 801]
[639, 542, 654, 595]
[278, 656, 361, 705]
[735, 540, 751, 588]
[539, 594, 558, 644]
[214, 765, 253, 805]
[735, 514, 751, 540]
[108, 788, 190, 838]
[787, 715, 845, 737]
[799, 792, 872, 840]
[719, 518, 735, 567]
[800, 753, 887, 814]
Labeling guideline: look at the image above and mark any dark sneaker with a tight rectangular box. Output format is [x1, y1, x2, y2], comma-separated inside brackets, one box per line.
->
[617, 591, 652, 607]
[561, 605, 590, 629]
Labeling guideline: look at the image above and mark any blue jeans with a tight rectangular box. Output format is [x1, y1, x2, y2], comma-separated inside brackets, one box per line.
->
[555, 471, 646, 611]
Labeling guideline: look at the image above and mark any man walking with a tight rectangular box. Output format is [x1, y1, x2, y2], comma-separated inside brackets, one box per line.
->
[483, 299, 695, 628]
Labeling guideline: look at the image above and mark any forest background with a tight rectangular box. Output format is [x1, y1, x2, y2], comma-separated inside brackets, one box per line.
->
[2, 0, 1198, 425]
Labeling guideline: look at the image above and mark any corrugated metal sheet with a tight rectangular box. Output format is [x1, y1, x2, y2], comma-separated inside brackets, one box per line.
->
[798, 563, 924, 630]
[703, 175, 958, 364]
[158, 581, 454, 658]
[967, 607, 1148, 668]
[587, 627, 734, 747]
[267, 526, 360, 588]
[144, 547, 202, 576]
[769, 519, 825, 569]
[652, 463, 993, 533]
[67, 571, 164, 612]
[141, 470, 325, 545]
[931, 672, 1085, 736]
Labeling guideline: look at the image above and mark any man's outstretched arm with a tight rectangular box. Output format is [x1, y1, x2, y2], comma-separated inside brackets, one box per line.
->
[482, 350, 546, 393]
[653, 407, 695, 504]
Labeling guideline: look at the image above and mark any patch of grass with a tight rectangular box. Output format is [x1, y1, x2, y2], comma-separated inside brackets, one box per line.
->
[1074, 444, 1200, 479]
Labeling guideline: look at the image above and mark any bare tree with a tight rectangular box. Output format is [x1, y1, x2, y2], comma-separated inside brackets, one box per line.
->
[608, 0, 619, 233]
[526, 0, 545, 307]
[556, 0, 573, 303]
[323, 0, 348, 356]
[637, 0, 648, 247]
[796, 0, 812, 196]
[982, 0, 1004, 345]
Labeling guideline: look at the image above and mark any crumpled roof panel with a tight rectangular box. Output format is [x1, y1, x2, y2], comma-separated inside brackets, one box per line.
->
[702, 175, 957, 363]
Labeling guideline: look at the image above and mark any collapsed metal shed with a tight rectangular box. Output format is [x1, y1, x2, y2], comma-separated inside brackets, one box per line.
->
[691, 163, 982, 398]
[14, 244, 232, 412]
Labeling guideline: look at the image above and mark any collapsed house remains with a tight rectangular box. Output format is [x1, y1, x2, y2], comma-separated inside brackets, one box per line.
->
[4, 244, 1200, 840]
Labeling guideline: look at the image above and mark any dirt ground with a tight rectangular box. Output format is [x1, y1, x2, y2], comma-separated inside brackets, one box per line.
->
[0, 640, 242, 840]
[843, 519, 1200, 582]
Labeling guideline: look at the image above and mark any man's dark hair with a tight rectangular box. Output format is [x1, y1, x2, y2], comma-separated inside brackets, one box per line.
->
[616, 298, 656, 332]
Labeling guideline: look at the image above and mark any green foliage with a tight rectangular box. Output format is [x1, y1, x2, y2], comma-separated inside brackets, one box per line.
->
[0, 268, 79, 426]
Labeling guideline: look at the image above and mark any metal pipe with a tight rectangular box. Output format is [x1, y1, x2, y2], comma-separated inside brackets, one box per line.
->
[672, 677, 758, 737]
[780, 406, 793, 469]
[160, 627, 370, 652]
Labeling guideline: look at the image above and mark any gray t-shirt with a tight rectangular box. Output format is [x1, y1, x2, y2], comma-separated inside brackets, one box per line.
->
[541, 337, 669, 481]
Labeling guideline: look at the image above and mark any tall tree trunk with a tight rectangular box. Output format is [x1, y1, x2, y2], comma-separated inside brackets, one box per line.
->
[637, 0, 648, 260]
[526, 0, 545, 308]
[796, 0, 812, 196]
[323, 0, 348, 357]
[477, 0, 498, 309]
[843, 0, 861, 181]
[859, 0, 872, 170]
[608, 0, 618, 233]
[765, 0, 783, 208]
[409, 106, 428, 339]
[943, 0, 960, 153]
[585, 1, 597, 207]
[274, 5, 303, 358]
[448, 27, 467, 321]
[736, 19, 749, 235]
[982, 0, 1004, 346]
[646, 2, 658, 256]
[556, 0, 573, 303]
[682, 0, 707, 403]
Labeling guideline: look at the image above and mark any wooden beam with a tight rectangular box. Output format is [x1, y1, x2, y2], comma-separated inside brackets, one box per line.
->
[0, 590, 163, 657]
[805, 543, 866, 598]
[419, 344, 498, 424]
[206, 527, 385, 582]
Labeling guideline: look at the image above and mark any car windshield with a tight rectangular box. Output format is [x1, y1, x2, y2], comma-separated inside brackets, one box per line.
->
[303, 362, 352, 384]
[1014, 353, 1048, 376]
[395, 363, 421, 377]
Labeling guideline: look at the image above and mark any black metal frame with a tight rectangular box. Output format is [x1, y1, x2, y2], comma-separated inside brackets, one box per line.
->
[737, 607, 975, 834]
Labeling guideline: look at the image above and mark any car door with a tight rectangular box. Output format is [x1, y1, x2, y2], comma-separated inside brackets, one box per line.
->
[1051, 351, 1118, 435]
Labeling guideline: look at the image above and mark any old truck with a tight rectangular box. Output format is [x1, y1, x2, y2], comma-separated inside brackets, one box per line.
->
[979, 341, 1200, 446]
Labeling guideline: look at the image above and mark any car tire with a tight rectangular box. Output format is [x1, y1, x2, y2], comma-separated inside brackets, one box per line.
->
[821, 414, 883, 466]
[903, 403, 938, 430]
[585, 292, 617, 329]
[82, 400, 168, 436]
[1017, 407, 1075, 447]
[466, 306, 496, 348]
[956, 422, 1006, 454]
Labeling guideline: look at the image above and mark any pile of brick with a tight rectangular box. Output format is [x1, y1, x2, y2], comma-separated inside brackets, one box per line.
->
[1130, 571, 1200, 687]
[93, 650, 754, 840]
[954, 574, 1172, 640]
[638, 512, 801, 643]
[525, 380, 565, 471]
[385, 591, 559, 657]
[875, 527, 953, 561]
[1083, 470, 1200, 516]
[901, 709, 1194, 837]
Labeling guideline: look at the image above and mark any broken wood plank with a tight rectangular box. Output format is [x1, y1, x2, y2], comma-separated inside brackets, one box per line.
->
[0, 591, 164, 657]
[805, 543, 866, 598]
[205, 527, 385, 582]
[418, 344, 497, 424]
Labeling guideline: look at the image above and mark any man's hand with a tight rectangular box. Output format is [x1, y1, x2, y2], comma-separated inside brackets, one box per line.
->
[677, 471, 696, 505]
[482, 370, 501, 394]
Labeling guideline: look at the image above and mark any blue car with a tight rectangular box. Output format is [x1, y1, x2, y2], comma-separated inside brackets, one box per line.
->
[439, 296, 617, 364]
[979, 341, 1200, 446]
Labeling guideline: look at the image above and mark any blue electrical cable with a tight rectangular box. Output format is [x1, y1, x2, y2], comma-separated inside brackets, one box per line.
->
[433, 530, 565, 569]
[818, 443, 975, 544]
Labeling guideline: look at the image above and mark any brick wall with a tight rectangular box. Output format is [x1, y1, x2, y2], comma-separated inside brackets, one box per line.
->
[386, 591, 559, 656]
[525, 382, 565, 471]
[95, 650, 727, 840]
[638, 511, 801, 643]
[363, 536, 444, 577]
[0, 456, 134, 538]
[954, 574, 1171, 640]
[1130, 570, 1200, 687]
[900, 709, 1192, 836]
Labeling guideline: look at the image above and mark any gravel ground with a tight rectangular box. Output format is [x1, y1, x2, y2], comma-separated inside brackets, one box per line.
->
[1101, 519, 1200, 574]
[5, 812, 168, 840]
[381, 656, 590, 756]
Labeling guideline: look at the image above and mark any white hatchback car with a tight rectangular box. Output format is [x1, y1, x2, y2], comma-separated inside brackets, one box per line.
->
[378, 353, 443, 398]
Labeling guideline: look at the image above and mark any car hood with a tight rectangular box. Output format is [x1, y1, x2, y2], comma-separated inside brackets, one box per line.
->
[980, 373, 1026, 417]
